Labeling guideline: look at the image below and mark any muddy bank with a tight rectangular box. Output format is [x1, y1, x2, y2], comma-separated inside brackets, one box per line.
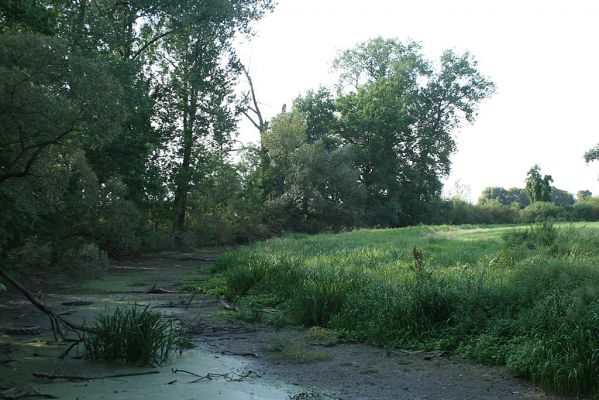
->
[0, 251, 573, 400]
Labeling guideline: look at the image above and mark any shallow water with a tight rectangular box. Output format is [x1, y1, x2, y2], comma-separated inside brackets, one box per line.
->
[1, 343, 297, 399]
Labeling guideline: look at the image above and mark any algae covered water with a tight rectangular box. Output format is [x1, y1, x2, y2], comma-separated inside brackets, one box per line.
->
[2, 344, 296, 399]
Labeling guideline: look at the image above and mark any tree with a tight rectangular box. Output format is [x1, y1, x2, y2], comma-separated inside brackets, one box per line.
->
[478, 187, 510, 205]
[577, 190, 592, 201]
[150, 0, 274, 239]
[478, 186, 531, 207]
[585, 144, 599, 164]
[506, 187, 530, 207]
[525, 165, 553, 203]
[334, 37, 494, 226]
[551, 188, 575, 207]
[262, 110, 365, 232]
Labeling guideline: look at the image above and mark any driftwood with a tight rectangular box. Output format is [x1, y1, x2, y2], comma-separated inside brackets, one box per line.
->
[0, 269, 93, 339]
[33, 370, 159, 382]
[172, 368, 258, 383]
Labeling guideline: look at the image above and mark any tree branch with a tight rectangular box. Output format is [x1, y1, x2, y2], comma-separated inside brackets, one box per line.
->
[131, 30, 174, 60]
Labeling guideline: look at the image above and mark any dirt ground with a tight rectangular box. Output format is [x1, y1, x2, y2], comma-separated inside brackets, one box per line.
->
[0, 251, 575, 400]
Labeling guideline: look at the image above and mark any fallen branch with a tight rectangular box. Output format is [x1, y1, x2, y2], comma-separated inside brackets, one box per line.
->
[0, 388, 57, 399]
[147, 284, 178, 294]
[220, 350, 259, 358]
[219, 297, 239, 312]
[172, 368, 258, 383]
[0, 269, 93, 338]
[33, 370, 159, 382]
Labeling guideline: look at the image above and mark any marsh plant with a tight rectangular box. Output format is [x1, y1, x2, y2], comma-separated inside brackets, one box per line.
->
[84, 305, 190, 365]
[212, 223, 599, 397]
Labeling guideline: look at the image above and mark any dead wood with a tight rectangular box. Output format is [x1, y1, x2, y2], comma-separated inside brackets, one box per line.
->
[172, 368, 258, 383]
[220, 350, 259, 358]
[219, 297, 239, 312]
[0, 269, 93, 337]
[33, 370, 159, 382]
[177, 257, 216, 261]
[147, 284, 178, 294]
[0, 388, 58, 399]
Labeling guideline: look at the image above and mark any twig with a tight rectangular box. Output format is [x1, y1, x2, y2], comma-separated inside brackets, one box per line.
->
[33, 370, 159, 382]
[172, 368, 258, 383]
[185, 293, 195, 309]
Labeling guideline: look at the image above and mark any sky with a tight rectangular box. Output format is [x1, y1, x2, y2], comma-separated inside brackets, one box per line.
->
[235, 0, 599, 202]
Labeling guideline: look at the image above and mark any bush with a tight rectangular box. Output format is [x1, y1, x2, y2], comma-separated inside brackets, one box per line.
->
[573, 198, 599, 221]
[520, 201, 560, 222]
[59, 243, 109, 275]
[4, 239, 52, 270]
[84, 305, 189, 364]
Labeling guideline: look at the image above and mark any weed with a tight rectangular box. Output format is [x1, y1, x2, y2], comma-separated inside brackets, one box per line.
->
[84, 305, 190, 365]
[304, 327, 337, 346]
[209, 223, 599, 396]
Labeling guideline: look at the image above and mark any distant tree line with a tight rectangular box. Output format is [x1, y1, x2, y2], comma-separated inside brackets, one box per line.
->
[439, 165, 599, 226]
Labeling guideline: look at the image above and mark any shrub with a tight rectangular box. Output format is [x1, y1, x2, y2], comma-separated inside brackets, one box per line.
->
[573, 198, 599, 221]
[4, 239, 52, 270]
[59, 242, 109, 275]
[84, 305, 189, 365]
[520, 201, 560, 222]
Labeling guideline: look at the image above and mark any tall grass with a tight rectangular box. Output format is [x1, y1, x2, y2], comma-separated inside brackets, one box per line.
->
[210, 223, 599, 397]
[84, 305, 189, 365]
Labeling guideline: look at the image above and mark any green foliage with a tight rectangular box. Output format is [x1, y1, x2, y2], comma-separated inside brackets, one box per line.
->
[209, 224, 599, 396]
[585, 144, 599, 164]
[58, 243, 109, 276]
[520, 201, 561, 222]
[4, 239, 52, 271]
[84, 305, 189, 365]
[525, 165, 553, 203]
[573, 198, 599, 221]
[478, 187, 530, 207]
[551, 188, 575, 207]
[501, 222, 558, 250]
[577, 190, 593, 201]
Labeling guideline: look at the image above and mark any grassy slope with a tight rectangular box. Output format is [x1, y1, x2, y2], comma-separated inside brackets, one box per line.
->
[211, 223, 599, 397]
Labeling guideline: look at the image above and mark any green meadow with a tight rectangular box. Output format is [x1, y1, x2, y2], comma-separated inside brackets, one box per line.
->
[211, 223, 599, 397]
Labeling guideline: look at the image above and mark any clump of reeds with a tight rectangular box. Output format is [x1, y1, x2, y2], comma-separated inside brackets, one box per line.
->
[84, 305, 190, 365]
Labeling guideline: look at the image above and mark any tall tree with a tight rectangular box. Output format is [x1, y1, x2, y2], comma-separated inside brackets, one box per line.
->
[525, 165, 553, 203]
[334, 37, 494, 226]
[577, 190, 592, 201]
[150, 0, 274, 238]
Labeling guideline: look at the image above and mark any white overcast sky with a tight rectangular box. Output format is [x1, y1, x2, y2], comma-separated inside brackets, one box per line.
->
[235, 0, 599, 202]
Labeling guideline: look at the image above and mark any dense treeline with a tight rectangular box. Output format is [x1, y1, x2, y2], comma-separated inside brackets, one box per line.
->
[0, 0, 275, 272]
[1, 2, 597, 276]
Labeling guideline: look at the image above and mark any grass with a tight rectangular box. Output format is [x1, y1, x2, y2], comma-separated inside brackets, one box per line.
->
[208, 222, 599, 397]
[84, 305, 190, 365]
